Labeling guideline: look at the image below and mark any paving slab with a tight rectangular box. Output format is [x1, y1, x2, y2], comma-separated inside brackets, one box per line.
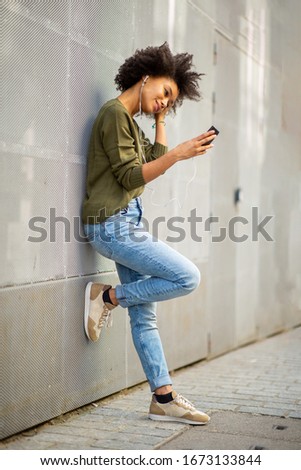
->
[157, 411, 301, 450]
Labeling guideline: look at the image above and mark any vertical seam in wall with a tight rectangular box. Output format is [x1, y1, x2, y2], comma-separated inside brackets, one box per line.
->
[64, 1, 72, 282]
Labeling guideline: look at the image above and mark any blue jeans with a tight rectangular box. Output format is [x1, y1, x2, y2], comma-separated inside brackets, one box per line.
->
[84, 197, 200, 391]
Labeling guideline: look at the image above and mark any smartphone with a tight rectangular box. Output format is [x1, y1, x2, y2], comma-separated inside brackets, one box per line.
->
[205, 125, 219, 145]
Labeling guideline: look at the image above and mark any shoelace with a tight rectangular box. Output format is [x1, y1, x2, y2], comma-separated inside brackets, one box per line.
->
[98, 305, 114, 329]
[174, 394, 195, 411]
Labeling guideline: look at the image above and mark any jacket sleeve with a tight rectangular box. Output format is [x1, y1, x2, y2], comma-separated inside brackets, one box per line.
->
[138, 126, 168, 162]
[100, 107, 145, 191]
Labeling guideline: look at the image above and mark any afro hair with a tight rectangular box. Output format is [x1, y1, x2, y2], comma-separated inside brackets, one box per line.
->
[114, 42, 204, 111]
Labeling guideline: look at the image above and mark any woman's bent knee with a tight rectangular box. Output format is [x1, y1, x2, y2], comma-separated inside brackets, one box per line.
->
[181, 264, 201, 293]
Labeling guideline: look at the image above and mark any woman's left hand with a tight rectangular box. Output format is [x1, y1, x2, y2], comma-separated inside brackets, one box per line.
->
[155, 106, 170, 123]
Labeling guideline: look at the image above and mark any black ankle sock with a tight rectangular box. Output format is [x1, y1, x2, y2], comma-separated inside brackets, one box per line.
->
[102, 288, 114, 305]
[154, 392, 173, 404]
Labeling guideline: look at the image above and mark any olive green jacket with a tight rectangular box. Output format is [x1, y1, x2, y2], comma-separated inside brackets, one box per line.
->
[82, 99, 168, 224]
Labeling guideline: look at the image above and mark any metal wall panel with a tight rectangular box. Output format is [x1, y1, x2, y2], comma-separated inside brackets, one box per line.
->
[0, 151, 66, 285]
[2, 3, 69, 151]
[1, 0, 301, 439]
[234, 37, 264, 345]
[1, 281, 65, 437]
[256, 0, 301, 337]
[208, 0, 301, 354]
[207, 31, 240, 356]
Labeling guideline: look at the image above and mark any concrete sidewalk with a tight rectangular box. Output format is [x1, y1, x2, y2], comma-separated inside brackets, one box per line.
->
[1, 327, 301, 450]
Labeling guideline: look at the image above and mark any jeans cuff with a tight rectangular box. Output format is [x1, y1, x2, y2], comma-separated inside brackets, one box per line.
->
[115, 284, 128, 308]
[149, 374, 173, 392]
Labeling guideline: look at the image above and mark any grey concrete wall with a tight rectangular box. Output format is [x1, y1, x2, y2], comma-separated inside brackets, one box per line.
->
[1, 0, 300, 439]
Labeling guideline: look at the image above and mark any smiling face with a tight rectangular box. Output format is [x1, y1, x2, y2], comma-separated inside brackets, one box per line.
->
[141, 76, 179, 114]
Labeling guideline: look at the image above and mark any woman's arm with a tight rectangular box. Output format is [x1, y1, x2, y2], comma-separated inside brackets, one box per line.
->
[142, 129, 216, 184]
[154, 112, 168, 147]
[139, 112, 168, 162]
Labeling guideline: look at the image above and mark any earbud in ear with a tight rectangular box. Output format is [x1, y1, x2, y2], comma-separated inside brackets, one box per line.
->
[142, 75, 149, 85]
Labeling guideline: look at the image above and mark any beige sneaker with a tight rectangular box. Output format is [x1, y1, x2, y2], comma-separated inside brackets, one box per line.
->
[84, 282, 116, 342]
[149, 391, 210, 425]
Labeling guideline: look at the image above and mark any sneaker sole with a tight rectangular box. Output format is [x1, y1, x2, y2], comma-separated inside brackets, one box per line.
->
[84, 282, 93, 341]
[149, 413, 210, 425]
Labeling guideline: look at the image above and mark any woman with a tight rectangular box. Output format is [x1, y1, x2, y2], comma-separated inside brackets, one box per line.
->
[82, 43, 215, 425]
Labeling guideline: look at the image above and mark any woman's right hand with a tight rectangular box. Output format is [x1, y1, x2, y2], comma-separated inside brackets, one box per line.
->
[175, 130, 216, 160]
[141, 130, 216, 184]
